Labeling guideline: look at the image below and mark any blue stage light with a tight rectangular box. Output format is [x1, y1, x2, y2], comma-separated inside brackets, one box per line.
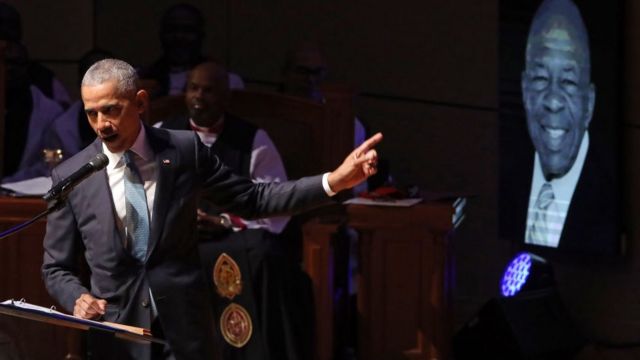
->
[500, 252, 555, 298]
[500, 252, 532, 297]
[500, 252, 555, 297]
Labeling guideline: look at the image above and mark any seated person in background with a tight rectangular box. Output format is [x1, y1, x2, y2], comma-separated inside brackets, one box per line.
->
[281, 40, 369, 194]
[281, 41, 393, 358]
[2, 41, 64, 183]
[48, 49, 115, 159]
[158, 60, 289, 234]
[138, 2, 243, 98]
[158, 61, 311, 359]
[0, 2, 72, 108]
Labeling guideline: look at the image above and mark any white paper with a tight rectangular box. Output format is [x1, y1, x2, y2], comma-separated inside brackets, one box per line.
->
[2, 299, 65, 315]
[343, 197, 422, 207]
[1, 177, 52, 196]
[1, 299, 133, 334]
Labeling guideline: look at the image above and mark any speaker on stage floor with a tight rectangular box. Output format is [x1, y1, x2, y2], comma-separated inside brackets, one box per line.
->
[453, 290, 584, 360]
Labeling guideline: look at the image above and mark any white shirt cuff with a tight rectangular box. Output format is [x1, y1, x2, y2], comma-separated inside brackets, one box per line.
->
[322, 172, 337, 197]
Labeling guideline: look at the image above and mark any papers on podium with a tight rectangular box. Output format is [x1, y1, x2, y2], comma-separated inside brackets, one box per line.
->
[0, 177, 52, 197]
[344, 197, 422, 207]
[0, 299, 159, 343]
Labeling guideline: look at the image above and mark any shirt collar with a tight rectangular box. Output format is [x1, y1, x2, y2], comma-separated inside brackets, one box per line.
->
[532, 131, 589, 203]
[102, 123, 153, 170]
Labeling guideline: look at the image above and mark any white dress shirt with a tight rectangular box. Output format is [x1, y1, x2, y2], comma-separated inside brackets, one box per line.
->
[102, 125, 157, 251]
[102, 124, 159, 315]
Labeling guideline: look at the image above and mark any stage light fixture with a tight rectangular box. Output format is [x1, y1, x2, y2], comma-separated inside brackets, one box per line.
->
[500, 252, 555, 297]
[454, 252, 583, 359]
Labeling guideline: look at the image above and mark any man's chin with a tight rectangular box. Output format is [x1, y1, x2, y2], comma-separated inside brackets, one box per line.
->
[189, 110, 206, 120]
[540, 158, 574, 180]
[191, 114, 218, 127]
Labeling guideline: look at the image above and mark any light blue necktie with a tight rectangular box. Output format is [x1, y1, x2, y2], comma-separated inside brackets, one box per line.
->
[527, 182, 555, 245]
[123, 150, 150, 261]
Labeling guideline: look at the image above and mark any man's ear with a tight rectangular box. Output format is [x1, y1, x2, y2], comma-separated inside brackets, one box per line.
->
[135, 90, 149, 114]
[521, 71, 530, 111]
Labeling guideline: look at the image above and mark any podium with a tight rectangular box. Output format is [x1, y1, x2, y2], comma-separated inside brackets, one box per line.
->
[0, 196, 76, 359]
[303, 197, 461, 360]
[0, 197, 163, 359]
[0, 299, 158, 341]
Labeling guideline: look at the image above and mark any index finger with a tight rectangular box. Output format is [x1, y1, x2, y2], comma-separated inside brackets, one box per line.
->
[80, 294, 105, 314]
[354, 132, 383, 158]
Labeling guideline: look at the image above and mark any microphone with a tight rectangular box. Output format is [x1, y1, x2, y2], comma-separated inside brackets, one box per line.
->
[43, 153, 109, 202]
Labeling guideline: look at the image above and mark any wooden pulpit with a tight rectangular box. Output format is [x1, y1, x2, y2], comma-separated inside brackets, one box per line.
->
[303, 198, 459, 360]
[0, 40, 7, 179]
[0, 196, 83, 359]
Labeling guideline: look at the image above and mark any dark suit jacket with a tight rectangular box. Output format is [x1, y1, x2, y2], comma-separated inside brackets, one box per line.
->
[42, 126, 330, 359]
[161, 114, 314, 359]
[160, 113, 257, 178]
[502, 138, 619, 256]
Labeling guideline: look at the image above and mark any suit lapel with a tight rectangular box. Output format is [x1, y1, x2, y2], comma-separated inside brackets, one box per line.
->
[146, 126, 177, 258]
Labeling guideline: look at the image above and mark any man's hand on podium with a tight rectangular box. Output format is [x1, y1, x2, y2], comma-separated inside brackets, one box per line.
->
[74, 293, 106, 320]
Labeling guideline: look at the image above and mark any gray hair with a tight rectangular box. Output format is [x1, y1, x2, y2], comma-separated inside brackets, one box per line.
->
[81, 58, 138, 96]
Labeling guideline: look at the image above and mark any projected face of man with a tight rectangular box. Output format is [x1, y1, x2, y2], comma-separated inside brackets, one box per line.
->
[521, 4, 595, 180]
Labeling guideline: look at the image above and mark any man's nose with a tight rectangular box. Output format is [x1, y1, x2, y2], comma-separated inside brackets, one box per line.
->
[543, 85, 565, 113]
[96, 113, 111, 130]
[192, 88, 204, 99]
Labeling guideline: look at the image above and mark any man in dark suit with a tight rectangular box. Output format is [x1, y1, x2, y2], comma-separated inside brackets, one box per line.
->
[510, 0, 618, 255]
[41, 58, 382, 359]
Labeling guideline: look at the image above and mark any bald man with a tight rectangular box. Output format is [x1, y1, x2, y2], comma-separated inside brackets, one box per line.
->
[516, 0, 617, 253]
[159, 61, 289, 234]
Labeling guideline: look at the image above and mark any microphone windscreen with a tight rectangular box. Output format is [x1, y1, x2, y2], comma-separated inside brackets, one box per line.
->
[90, 153, 109, 170]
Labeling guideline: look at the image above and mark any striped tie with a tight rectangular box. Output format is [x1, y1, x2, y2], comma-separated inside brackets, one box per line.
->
[527, 182, 555, 246]
[123, 150, 150, 261]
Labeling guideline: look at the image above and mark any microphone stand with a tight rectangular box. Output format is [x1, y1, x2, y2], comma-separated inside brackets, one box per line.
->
[0, 198, 66, 240]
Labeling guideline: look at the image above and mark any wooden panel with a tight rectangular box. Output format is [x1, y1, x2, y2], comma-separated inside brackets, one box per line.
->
[0, 197, 82, 360]
[228, 89, 325, 178]
[0, 40, 5, 178]
[302, 220, 339, 360]
[228, 88, 353, 179]
[146, 94, 185, 125]
[303, 200, 457, 360]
